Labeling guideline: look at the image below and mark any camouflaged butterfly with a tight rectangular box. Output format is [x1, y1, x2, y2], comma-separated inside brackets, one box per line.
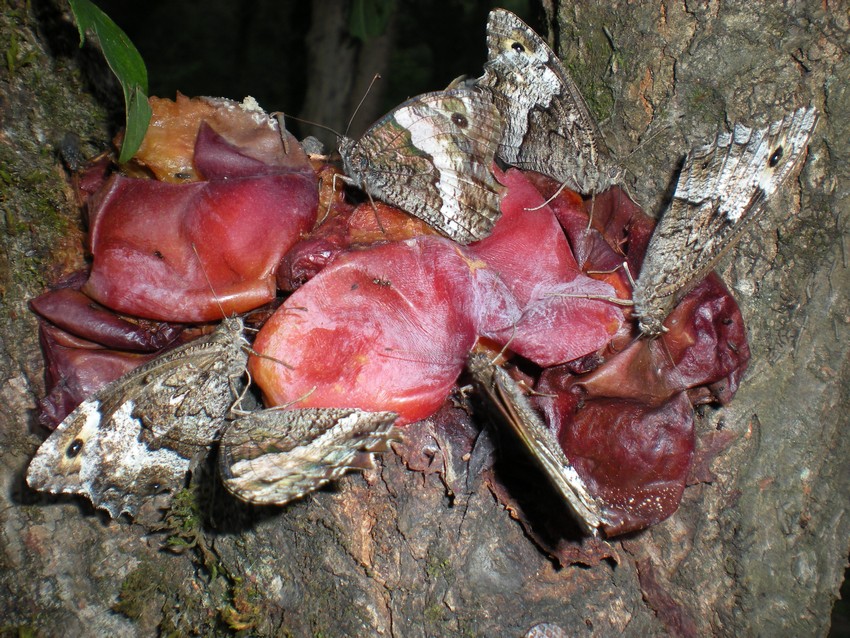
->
[339, 87, 504, 244]
[467, 353, 604, 534]
[477, 9, 620, 195]
[26, 317, 249, 518]
[219, 407, 400, 505]
[632, 107, 819, 336]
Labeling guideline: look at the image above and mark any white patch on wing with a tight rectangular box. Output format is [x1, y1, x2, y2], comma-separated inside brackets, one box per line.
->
[393, 100, 466, 237]
[225, 409, 397, 504]
[79, 400, 188, 504]
[229, 410, 362, 483]
[493, 54, 560, 157]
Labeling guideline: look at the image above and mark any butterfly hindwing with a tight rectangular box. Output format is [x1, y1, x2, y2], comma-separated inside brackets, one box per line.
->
[339, 88, 503, 244]
[478, 8, 616, 194]
[220, 407, 400, 505]
[632, 107, 819, 336]
[26, 317, 249, 518]
[467, 353, 603, 533]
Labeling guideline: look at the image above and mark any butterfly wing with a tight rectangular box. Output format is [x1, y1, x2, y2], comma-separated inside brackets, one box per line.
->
[340, 88, 503, 244]
[220, 408, 399, 505]
[478, 9, 615, 194]
[128, 317, 249, 451]
[467, 353, 603, 533]
[632, 107, 818, 336]
[26, 317, 249, 518]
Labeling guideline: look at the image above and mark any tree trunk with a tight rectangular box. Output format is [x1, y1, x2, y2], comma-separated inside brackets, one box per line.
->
[1, 1, 847, 636]
[299, 0, 396, 150]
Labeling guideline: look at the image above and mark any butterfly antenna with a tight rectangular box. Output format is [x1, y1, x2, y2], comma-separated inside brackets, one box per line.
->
[587, 191, 597, 230]
[316, 174, 336, 225]
[286, 386, 317, 408]
[367, 193, 387, 235]
[545, 261, 636, 308]
[258, 387, 317, 412]
[272, 112, 290, 155]
[654, 331, 678, 369]
[523, 180, 572, 212]
[585, 261, 636, 290]
[274, 113, 342, 143]
[248, 348, 295, 371]
[618, 121, 675, 177]
[230, 368, 254, 416]
[621, 260, 637, 291]
[377, 347, 463, 369]
[191, 242, 228, 321]
[344, 73, 382, 138]
[545, 290, 633, 306]
[339, 73, 388, 235]
[491, 321, 519, 366]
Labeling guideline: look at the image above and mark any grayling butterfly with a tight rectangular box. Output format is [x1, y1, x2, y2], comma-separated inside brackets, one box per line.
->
[632, 107, 819, 336]
[339, 87, 504, 244]
[27, 316, 249, 518]
[28, 313, 402, 514]
[477, 8, 620, 195]
[219, 407, 400, 505]
[479, 11, 818, 338]
[467, 352, 603, 534]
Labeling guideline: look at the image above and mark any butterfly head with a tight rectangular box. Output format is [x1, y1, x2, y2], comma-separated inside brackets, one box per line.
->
[635, 313, 667, 340]
[337, 135, 367, 190]
[206, 316, 251, 364]
[220, 315, 249, 340]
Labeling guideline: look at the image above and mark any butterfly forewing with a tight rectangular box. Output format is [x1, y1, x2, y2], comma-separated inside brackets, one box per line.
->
[632, 107, 818, 336]
[26, 317, 249, 518]
[220, 407, 400, 505]
[478, 9, 617, 195]
[467, 353, 603, 533]
[339, 88, 503, 244]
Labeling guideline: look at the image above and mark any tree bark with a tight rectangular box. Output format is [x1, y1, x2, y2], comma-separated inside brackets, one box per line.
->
[1, 1, 847, 637]
[299, 0, 395, 150]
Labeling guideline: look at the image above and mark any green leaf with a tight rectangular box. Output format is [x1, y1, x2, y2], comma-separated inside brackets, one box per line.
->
[67, 0, 151, 162]
[120, 84, 153, 163]
[349, 0, 396, 42]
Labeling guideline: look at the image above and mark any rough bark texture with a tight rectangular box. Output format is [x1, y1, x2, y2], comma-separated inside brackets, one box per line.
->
[1, 1, 848, 637]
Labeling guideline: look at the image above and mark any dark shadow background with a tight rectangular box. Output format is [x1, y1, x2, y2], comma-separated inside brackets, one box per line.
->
[96, 0, 540, 145]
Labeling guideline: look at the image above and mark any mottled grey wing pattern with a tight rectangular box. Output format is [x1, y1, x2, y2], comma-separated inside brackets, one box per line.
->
[632, 107, 818, 336]
[478, 9, 617, 194]
[129, 317, 250, 452]
[339, 88, 503, 244]
[467, 353, 603, 533]
[26, 317, 249, 518]
[220, 408, 400, 505]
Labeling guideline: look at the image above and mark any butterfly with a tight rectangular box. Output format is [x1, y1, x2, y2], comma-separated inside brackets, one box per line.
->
[479, 11, 818, 337]
[26, 316, 249, 518]
[632, 107, 819, 336]
[28, 314, 404, 515]
[477, 8, 620, 195]
[339, 87, 504, 244]
[467, 352, 604, 534]
[219, 407, 400, 505]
